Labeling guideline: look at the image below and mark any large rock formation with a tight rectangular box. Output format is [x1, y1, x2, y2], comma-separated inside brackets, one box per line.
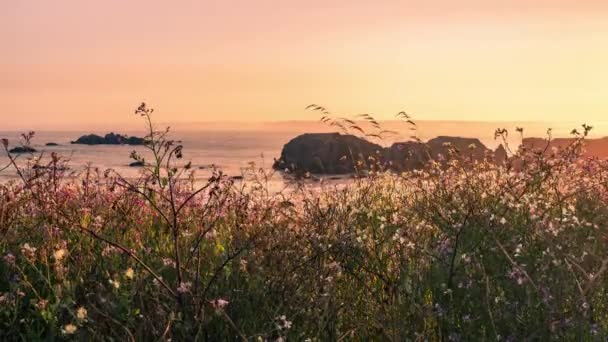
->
[425, 136, 489, 160]
[386, 136, 494, 169]
[273, 133, 383, 174]
[384, 141, 428, 171]
[71, 133, 145, 145]
[274, 133, 505, 174]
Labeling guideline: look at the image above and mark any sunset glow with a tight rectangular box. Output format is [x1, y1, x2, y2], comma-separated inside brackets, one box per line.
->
[6, 2, 608, 339]
[3, 0, 608, 129]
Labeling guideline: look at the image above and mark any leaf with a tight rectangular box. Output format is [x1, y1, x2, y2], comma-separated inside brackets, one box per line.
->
[80, 213, 91, 229]
[340, 118, 356, 125]
[350, 125, 366, 135]
[215, 242, 225, 255]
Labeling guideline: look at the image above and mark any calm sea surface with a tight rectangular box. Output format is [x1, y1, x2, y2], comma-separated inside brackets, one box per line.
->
[2, 120, 607, 187]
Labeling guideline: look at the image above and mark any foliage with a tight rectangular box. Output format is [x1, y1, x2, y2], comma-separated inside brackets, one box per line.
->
[1, 105, 607, 340]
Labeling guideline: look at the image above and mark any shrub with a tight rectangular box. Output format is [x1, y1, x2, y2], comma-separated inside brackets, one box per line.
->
[1, 105, 607, 340]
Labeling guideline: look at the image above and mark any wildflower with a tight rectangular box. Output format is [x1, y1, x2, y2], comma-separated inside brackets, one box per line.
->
[499, 217, 507, 225]
[36, 299, 49, 310]
[162, 258, 176, 268]
[20, 243, 37, 259]
[102, 245, 118, 257]
[205, 229, 217, 241]
[177, 282, 191, 294]
[461, 253, 471, 263]
[54, 248, 67, 262]
[2, 253, 15, 265]
[276, 315, 293, 330]
[76, 306, 88, 320]
[125, 267, 135, 280]
[109, 279, 120, 289]
[62, 324, 77, 335]
[209, 298, 229, 311]
[239, 259, 248, 272]
[152, 277, 164, 287]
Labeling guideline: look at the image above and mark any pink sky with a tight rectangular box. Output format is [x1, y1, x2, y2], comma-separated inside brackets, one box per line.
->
[2, 0, 608, 130]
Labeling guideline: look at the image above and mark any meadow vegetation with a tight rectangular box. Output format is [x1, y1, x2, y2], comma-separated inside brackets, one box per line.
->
[1, 104, 608, 340]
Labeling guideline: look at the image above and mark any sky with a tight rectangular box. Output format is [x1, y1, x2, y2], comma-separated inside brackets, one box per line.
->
[2, 0, 608, 130]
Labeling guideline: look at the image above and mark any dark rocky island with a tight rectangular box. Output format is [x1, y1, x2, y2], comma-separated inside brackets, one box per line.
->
[72, 133, 145, 145]
[32, 164, 70, 171]
[45, 142, 59, 146]
[274, 133, 505, 174]
[273, 133, 383, 174]
[8, 146, 37, 154]
[128, 161, 145, 167]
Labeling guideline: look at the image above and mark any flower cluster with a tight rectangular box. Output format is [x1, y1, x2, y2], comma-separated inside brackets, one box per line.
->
[1, 108, 606, 340]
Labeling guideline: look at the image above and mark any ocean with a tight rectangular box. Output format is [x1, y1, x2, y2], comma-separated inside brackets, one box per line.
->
[2, 120, 606, 187]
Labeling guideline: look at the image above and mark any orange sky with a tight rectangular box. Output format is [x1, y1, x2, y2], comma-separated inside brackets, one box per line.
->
[2, 0, 608, 130]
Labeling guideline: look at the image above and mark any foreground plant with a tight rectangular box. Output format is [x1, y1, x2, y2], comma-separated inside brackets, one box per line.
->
[0, 105, 607, 340]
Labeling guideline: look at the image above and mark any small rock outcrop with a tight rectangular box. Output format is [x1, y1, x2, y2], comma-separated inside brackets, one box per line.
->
[273, 133, 383, 174]
[129, 161, 145, 167]
[45, 142, 59, 146]
[199, 164, 218, 170]
[72, 133, 145, 145]
[8, 146, 37, 154]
